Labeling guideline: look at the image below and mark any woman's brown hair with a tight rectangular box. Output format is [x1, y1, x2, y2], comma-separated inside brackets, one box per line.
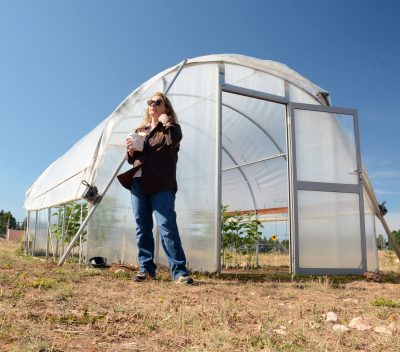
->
[138, 92, 179, 128]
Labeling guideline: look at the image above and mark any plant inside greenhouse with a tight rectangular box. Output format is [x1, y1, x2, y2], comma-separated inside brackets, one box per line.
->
[50, 202, 88, 248]
[221, 205, 263, 269]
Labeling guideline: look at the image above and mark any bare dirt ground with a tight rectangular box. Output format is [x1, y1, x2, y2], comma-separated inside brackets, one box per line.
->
[1, 240, 400, 352]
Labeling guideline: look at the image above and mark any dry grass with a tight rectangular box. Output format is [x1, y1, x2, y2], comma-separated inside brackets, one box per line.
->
[1, 239, 400, 351]
[378, 250, 400, 273]
[225, 251, 290, 269]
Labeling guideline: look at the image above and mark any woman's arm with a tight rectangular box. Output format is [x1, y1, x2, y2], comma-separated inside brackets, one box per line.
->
[126, 137, 139, 164]
[158, 114, 182, 148]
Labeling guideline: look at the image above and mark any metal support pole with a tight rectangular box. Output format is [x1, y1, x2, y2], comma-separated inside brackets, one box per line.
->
[25, 211, 30, 254]
[164, 59, 187, 94]
[58, 158, 126, 265]
[47, 207, 56, 261]
[377, 212, 400, 259]
[46, 208, 50, 260]
[79, 202, 83, 265]
[256, 243, 259, 267]
[56, 207, 60, 257]
[363, 181, 400, 260]
[59, 203, 99, 266]
[121, 215, 127, 264]
[32, 211, 38, 256]
[58, 59, 188, 266]
[61, 204, 67, 256]
[215, 63, 224, 272]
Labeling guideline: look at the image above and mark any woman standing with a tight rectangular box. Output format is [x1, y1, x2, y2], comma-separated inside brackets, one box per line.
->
[117, 92, 193, 284]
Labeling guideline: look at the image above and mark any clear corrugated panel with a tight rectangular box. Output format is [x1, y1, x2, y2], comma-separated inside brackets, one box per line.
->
[25, 117, 109, 210]
[87, 63, 218, 272]
[222, 168, 256, 212]
[87, 181, 137, 265]
[223, 158, 288, 213]
[27, 211, 36, 249]
[241, 158, 288, 210]
[222, 148, 235, 169]
[221, 92, 287, 214]
[48, 208, 59, 258]
[298, 191, 362, 268]
[33, 209, 48, 256]
[28, 173, 88, 211]
[225, 63, 285, 96]
[294, 110, 358, 184]
[222, 93, 286, 164]
[364, 190, 378, 271]
[158, 64, 218, 272]
[288, 84, 320, 105]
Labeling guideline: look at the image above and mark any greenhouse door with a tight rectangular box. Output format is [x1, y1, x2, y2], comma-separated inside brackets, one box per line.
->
[288, 103, 366, 275]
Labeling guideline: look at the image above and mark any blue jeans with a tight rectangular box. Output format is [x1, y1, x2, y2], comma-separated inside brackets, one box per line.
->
[130, 178, 189, 280]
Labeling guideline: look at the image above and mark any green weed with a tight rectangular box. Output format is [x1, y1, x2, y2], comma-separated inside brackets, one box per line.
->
[30, 277, 57, 289]
[53, 287, 74, 302]
[83, 267, 103, 277]
[113, 268, 132, 279]
[370, 298, 400, 308]
[376, 307, 392, 319]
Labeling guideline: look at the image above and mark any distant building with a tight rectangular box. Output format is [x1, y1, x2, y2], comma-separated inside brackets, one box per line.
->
[7, 229, 24, 241]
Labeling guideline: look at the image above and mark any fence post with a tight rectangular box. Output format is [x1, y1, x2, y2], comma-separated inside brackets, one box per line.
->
[32, 211, 38, 256]
[61, 204, 67, 256]
[256, 242, 259, 267]
[25, 211, 30, 254]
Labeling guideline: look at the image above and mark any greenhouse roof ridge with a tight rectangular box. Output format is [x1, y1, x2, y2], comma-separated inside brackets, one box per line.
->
[187, 53, 328, 95]
[108, 54, 330, 121]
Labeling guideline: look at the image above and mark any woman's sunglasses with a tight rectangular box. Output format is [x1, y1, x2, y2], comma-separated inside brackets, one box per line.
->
[147, 99, 164, 106]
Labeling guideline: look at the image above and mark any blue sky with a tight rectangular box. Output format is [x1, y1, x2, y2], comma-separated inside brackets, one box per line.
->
[0, 0, 399, 233]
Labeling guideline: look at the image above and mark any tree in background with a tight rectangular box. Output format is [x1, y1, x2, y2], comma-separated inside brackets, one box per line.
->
[376, 234, 385, 250]
[387, 229, 400, 250]
[0, 210, 18, 237]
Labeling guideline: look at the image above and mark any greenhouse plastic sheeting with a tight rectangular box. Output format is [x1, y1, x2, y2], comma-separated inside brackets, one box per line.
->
[25, 55, 327, 212]
[24, 54, 380, 273]
[24, 117, 110, 210]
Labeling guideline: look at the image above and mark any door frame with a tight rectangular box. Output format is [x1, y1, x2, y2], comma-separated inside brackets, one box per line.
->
[218, 80, 290, 271]
[287, 103, 366, 275]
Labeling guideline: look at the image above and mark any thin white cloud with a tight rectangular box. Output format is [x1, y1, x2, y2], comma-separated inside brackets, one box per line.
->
[377, 160, 394, 167]
[363, 157, 394, 168]
[375, 190, 400, 196]
[368, 170, 400, 179]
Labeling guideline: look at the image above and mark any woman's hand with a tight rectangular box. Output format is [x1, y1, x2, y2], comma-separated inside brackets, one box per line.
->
[126, 137, 135, 156]
[158, 113, 171, 125]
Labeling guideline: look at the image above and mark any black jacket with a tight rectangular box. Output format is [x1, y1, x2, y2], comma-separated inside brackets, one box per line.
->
[117, 121, 182, 194]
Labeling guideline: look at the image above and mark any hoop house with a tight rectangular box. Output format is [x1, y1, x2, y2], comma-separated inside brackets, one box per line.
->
[24, 54, 382, 274]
